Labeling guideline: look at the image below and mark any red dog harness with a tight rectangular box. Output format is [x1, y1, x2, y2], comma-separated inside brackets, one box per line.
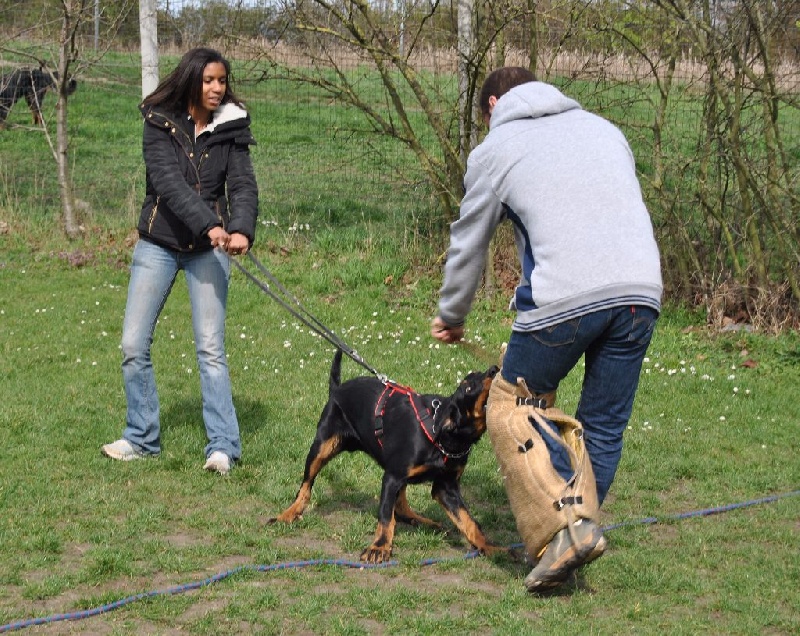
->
[373, 382, 469, 460]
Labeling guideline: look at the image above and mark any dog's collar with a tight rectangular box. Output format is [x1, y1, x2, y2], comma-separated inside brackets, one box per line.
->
[374, 382, 472, 460]
[426, 398, 473, 459]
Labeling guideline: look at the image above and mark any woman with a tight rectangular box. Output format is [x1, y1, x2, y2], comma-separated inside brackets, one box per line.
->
[102, 48, 259, 475]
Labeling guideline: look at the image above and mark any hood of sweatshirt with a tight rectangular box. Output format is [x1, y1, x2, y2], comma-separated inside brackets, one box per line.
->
[489, 81, 582, 129]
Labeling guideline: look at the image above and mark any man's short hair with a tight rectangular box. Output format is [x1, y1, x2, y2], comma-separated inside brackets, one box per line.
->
[479, 67, 537, 119]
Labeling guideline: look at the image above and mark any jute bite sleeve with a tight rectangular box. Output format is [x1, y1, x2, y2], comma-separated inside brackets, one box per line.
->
[486, 374, 599, 560]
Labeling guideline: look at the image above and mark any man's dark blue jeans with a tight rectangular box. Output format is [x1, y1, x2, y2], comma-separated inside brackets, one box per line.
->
[501, 305, 658, 504]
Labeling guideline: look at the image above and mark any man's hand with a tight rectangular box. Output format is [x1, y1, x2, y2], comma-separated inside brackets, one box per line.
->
[431, 316, 465, 344]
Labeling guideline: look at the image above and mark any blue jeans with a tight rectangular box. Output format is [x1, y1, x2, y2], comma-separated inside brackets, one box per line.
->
[120, 239, 241, 461]
[501, 305, 658, 504]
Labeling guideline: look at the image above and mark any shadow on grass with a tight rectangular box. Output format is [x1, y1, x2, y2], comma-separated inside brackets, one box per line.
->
[155, 395, 272, 437]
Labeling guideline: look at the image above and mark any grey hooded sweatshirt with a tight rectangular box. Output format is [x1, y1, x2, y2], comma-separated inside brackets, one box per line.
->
[438, 81, 662, 332]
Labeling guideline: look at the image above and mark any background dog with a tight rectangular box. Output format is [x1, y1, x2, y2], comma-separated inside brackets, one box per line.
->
[0, 68, 77, 126]
[269, 349, 506, 563]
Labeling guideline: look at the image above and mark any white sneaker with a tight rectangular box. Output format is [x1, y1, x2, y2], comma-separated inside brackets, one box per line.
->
[203, 451, 231, 475]
[101, 439, 144, 461]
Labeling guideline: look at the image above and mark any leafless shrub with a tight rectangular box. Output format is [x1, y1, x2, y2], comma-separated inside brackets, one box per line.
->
[705, 277, 799, 334]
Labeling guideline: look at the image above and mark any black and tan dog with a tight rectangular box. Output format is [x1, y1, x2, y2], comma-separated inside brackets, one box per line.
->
[0, 68, 77, 126]
[269, 349, 504, 563]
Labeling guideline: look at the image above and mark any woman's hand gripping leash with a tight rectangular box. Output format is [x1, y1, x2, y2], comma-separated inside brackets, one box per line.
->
[208, 226, 249, 256]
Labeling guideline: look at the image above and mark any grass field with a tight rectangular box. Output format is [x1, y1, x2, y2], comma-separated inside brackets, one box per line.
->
[0, 237, 798, 634]
[0, 55, 798, 634]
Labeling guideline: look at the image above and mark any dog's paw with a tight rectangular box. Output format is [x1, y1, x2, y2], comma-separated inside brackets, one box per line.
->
[360, 545, 393, 564]
[478, 543, 522, 561]
[266, 511, 302, 524]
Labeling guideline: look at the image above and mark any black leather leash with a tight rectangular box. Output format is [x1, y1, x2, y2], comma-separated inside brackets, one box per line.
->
[229, 252, 389, 382]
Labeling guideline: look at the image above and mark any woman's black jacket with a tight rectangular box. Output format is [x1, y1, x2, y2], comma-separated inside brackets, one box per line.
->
[137, 102, 259, 252]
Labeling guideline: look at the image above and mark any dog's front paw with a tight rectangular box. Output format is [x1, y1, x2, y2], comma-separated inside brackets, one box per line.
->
[480, 543, 506, 555]
[360, 545, 393, 564]
[484, 544, 524, 562]
[476, 543, 521, 561]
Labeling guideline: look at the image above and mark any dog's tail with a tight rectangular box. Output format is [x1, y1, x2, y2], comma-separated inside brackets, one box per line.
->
[329, 348, 343, 393]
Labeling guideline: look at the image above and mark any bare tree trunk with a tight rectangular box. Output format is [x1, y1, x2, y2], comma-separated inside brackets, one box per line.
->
[55, 100, 79, 238]
[457, 0, 475, 167]
[527, 0, 538, 76]
[57, 2, 80, 239]
[140, 0, 159, 98]
[493, 3, 506, 69]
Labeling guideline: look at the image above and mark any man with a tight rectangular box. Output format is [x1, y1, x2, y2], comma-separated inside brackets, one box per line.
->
[431, 67, 662, 591]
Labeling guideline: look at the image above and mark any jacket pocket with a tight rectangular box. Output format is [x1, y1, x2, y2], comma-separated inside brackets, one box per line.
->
[147, 196, 160, 233]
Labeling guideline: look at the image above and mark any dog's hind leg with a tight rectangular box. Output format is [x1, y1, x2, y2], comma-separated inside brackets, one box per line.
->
[393, 486, 442, 529]
[268, 434, 343, 524]
[432, 478, 508, 557]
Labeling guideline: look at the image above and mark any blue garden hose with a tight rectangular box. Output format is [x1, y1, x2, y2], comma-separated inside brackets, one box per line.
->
[1, 489, 797, 633]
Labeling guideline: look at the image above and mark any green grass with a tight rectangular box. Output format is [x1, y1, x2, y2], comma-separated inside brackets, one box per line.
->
[0, 239, 798, 634]
[0, 52, 798, 634]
